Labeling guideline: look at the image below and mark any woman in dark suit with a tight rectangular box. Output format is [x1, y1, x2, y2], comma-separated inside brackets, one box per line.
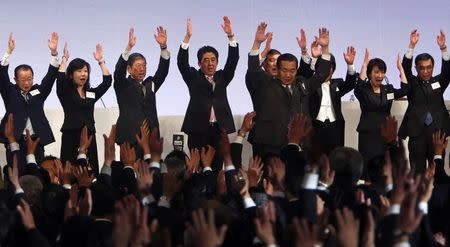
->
[57, 43, 112, 174]
[355, 49, 409, 177]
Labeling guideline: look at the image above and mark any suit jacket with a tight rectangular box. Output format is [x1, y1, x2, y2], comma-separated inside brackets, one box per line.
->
[114, 55, 169, 144]
[0, 64, 57, 145]
[398, 55, 450, 138]
[247, 54, 331, 147]
[355, 79, 409, 132]
[57, 72, 112, 132]
[177, 44, 239, 134]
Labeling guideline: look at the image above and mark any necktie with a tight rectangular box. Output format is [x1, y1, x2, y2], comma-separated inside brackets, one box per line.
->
[22, 92, 29, 102]
[424, 112, 433, 126]
[141, 84, 146, 97]
[283, 85, 292, 101]
[207, 76, 216, 122]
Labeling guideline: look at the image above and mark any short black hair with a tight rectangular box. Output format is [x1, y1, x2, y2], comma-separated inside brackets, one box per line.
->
[266, 49, 281, 58]
[197, 46, 219, 63]
[415, 53, 434, 66]
[329, 147, 363, 186]
[367, 58, 387, 79]
[276, 53, 298, 69]
[66, 58, 91, 90]
[127, 53, 146, 67]
[14, 64, 34, 78]
[314, 53, 336, 73]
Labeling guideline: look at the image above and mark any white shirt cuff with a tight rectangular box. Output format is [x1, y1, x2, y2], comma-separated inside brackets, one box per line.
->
[143, 154, 151, 160]
[418, 202, 428, 214]
[158, 197, 171, 208]
[63, 184, 72, 190]
[149, 161, 160, 169]
[310, 57, 318, 71]
[224, 164, 236, 172]
[15, 188, 24, 194]
[181, 42, 189, 50]
[203, 167, 212, 172]
[142, 194, 155, 206]
[388, 204, 401, 215]
[234, 135, 244, 144]
[434, 155, 443, 160]
[243, 197, 256, 208]
[321, 54, 331, 61]
[1, 52, 11, 66]
[442, 50, 450, 61]
[302, 54, 312, 64]
[26, 154, 36, 164]
[347, 64, 356, 75]
[50, 54, 59, 67]
[9, 142, 20, 152]
[101, 165, 112, 176]
[122, 49, 131, 61]
[405, 48, 414, 59]
[385, 183, 393, 193]
[228, 38, 238, 47]
[77, 153, 87, 160]
[301, 173, 319, 189]
[249, 49, 259, 56]
[161, 49, 170, 60]
[393, 242, 411, 247]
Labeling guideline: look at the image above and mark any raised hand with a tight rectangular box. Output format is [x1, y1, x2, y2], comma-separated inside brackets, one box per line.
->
[185, 17, 193, 40]
[360, 48, 370, 81]
[126, 27, 136, 51]
[288, 113, 312, 144]
[63, 42, 69, 59]
[7, 154, 20, 191]
[260, 32, 273, 58]
[120, 143, 136, 166]
[93, 43, 103, 62]
[201, 145, 216, 168]
[4, 113, 15, 143]
[248, 156, 263, 187]
[59, 161, 73, 185]
[136, 160, 154, 196]
[254, 22, 268, 44]
[335, 207, 360, 247]
[154, 26, 167, 48]
[74, 166, 94, 187]
[188, 208, 228, 247]
[221, 16, 233, 37]
[78, 188, 93, 216]
[103, 125, 116, 166]
[149, 128, 164, 162]
[186, 148, 201, 176]
[343, 46, 356, 65]
[317, 27, 329, 48]
[79, 126, 93, 153]
[136, 126, 150, 155]
[318, 154, 335, 186]
[6, 32, 15, 54]
[48, 32, 59, 55]
[380, 116, 398, 144]
[17, 199, 36, 230]
[437, 30, 446, 50]
[409, 29, 420, 49]
[254, 202, 277, 245]
[310, 38, 321, 58]
[296, 28, 307, 54]
[240, 111, 256, 134]
[397, 53, 408, 83]
[362, 210, 376, 247]
[25, 129, 40, 155]
[433, 130, 448, 155]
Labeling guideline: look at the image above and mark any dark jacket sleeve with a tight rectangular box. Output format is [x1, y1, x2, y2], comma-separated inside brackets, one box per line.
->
[337, 72, 357, 97]
[92, 75, 113, 101]
[222, 44, 240, 86]
[113, 55, 127, 90]
[151, 56, 170, 93]
[38, 64, 58, 99]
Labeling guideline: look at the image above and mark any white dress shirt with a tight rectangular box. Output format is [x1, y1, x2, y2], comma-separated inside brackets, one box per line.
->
[316, 81, 336, 122]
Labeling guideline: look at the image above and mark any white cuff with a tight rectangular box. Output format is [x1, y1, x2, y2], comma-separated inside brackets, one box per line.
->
[122, 49, 131, 61]
[347, 64, 356, 75]
[50, 54, 59, 67]
[77, 153, 87, 160]
[149, 161, 160, 169]
[310, 57, 318, 71]
[234, 135, 244, 144]
[26, 154, 36, 164]
[63, 184, 72, 190]
[203, 167, 212, 172]
[158, 196, 171, 208]
[388, 204, 401, 215]
[224, 164, 236, 172]
[301, 173, 319, 189]
[243, 196, 256, 208]
[9, 142, 20, 152]
[434, 155, 443, 160]
[418, 202, 428, 214]
[100, 165, 112, 176]
[321, 54, 331, 61]
[15, 188, 24, 194]
[405, 48, 414, 59]
[181, 42, 189, 50]
[143, 154, 151, 160]
[442, 50, 450, 61]
[393, 241, 411, 247]
[1, 52, 11, 66]
[249, 49, 259, 56]
[142, 194, 156, 206]
[385, 183, 393, 193]
[160, 49, 170, 60]
[228, 39, 238, 47]
[302, 54, 312, 64]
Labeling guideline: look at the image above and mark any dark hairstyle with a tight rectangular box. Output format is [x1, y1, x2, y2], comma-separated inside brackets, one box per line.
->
[14, 64, 34, 78]
[66, 58, 91, 90]
[266, 49, 281, 58]
[366, 58, 387, 79]
[329, 147, 363, 186]
[197, 46, 219, 63]
[165, 157, 186, 181]
[367, 155, 385, 184]
[165, 150, 189, 164]
[415, 53, 434, 66]
[127, 52, 146, 67]
[276, 53, 298, 69]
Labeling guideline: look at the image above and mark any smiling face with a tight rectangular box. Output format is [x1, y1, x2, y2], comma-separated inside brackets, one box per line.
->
[263, 53, 280, 77]
[127, 58, 147, 82]
[198, 52, 218, 77]
[15, 69, 34, 92]
[416, 58, 434, 81]
[368, 66, 386, 88]
[71, 65, 89, 88]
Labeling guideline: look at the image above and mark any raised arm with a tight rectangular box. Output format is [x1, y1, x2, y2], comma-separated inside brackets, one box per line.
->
[56, 43, 69, 97]
[0, 33, 15, 95]
[248, 22, 268, 72]
[402, 29, 419, 82]
[114, 28, 136, 89]
[177, 18, 193, 84]
[338, 46, 357, 96]
[436, 30, 450, 90]
[359, 48, 369, 81]
[392, 53, 410, 99]
[304, 28, 332, 93]
[92, 43, 112, 99]
[151, 26, 170, 92]
[39, 32, 60, 99]
[221, 16, 239, 85]
[296, 29, 315, 78]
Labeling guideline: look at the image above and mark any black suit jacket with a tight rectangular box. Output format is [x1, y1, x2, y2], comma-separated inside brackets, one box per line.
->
[398, 55, 450, 139]
[57, 72, 112, 132]
[177, 44, 239, 134]
[355, 79, 409, 132]
[0, 64, 58, 145]
[114, 54, 169, 144]
[247, 54, 331, 146]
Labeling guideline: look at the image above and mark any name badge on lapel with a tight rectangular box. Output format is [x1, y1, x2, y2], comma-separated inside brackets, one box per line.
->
[151, 81, 155, 92]
[387, 93, 394, 100]
[431, 81, 441, 90]
[86, 91, 96, 99]
[29, 89, 40, 96]
[336, 87, 340, 92]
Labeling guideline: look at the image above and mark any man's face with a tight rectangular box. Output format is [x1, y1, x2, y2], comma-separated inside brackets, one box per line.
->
[415, 59, 434, 81]
[198, 52, 218, 77]
[127, 58, 147, 82]
[263, 53, 280, 77]
[277, 60, 297, 85]
[14, 69, 33, 93]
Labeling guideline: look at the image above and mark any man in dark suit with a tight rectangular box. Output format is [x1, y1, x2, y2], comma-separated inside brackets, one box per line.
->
[114, 27, 170, 158]
[298, 41, 358, 155]
[177, 17, 239, 173]
[398, 29, 450, 173]
[247, 27, 332, 157]
[0, 32, 60, 170]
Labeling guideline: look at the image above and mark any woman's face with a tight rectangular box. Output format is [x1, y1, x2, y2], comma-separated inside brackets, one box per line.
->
[369, 66, 386, 88]
[72, 65, 89, 87]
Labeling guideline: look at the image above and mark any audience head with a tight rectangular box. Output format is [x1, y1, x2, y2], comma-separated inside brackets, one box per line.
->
[367, 58, 387, 88]
[197, 46, 219, 76]
[276, 53, 298, 85]
[67, 58, 91, 90]
[127, 53, 147, 82]
[19, 175, 43, 206]
[262, 49, 281, 77]
[415, 53, 435, 81]
[329, 147, 363, 187]
[14, 64, 34, 93]
[40, 156, 62, 184]
[316, 53, 336, 81]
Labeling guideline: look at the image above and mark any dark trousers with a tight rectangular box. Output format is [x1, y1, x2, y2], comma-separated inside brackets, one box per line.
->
[408, 124, 436, 174]
[252, 143, 283, 159]
[60, 129, 99, 175]
[358, 130, 385, 179]
[313, 120, 343, 156]
[187, 123, 223, 174]
[5, 135, 44, 175]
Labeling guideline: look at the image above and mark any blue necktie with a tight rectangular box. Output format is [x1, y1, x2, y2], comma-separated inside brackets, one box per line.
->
[424, 112, 433, 126]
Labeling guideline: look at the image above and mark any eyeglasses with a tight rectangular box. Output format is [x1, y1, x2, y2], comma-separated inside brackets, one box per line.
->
[417, 65, 433, 71]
